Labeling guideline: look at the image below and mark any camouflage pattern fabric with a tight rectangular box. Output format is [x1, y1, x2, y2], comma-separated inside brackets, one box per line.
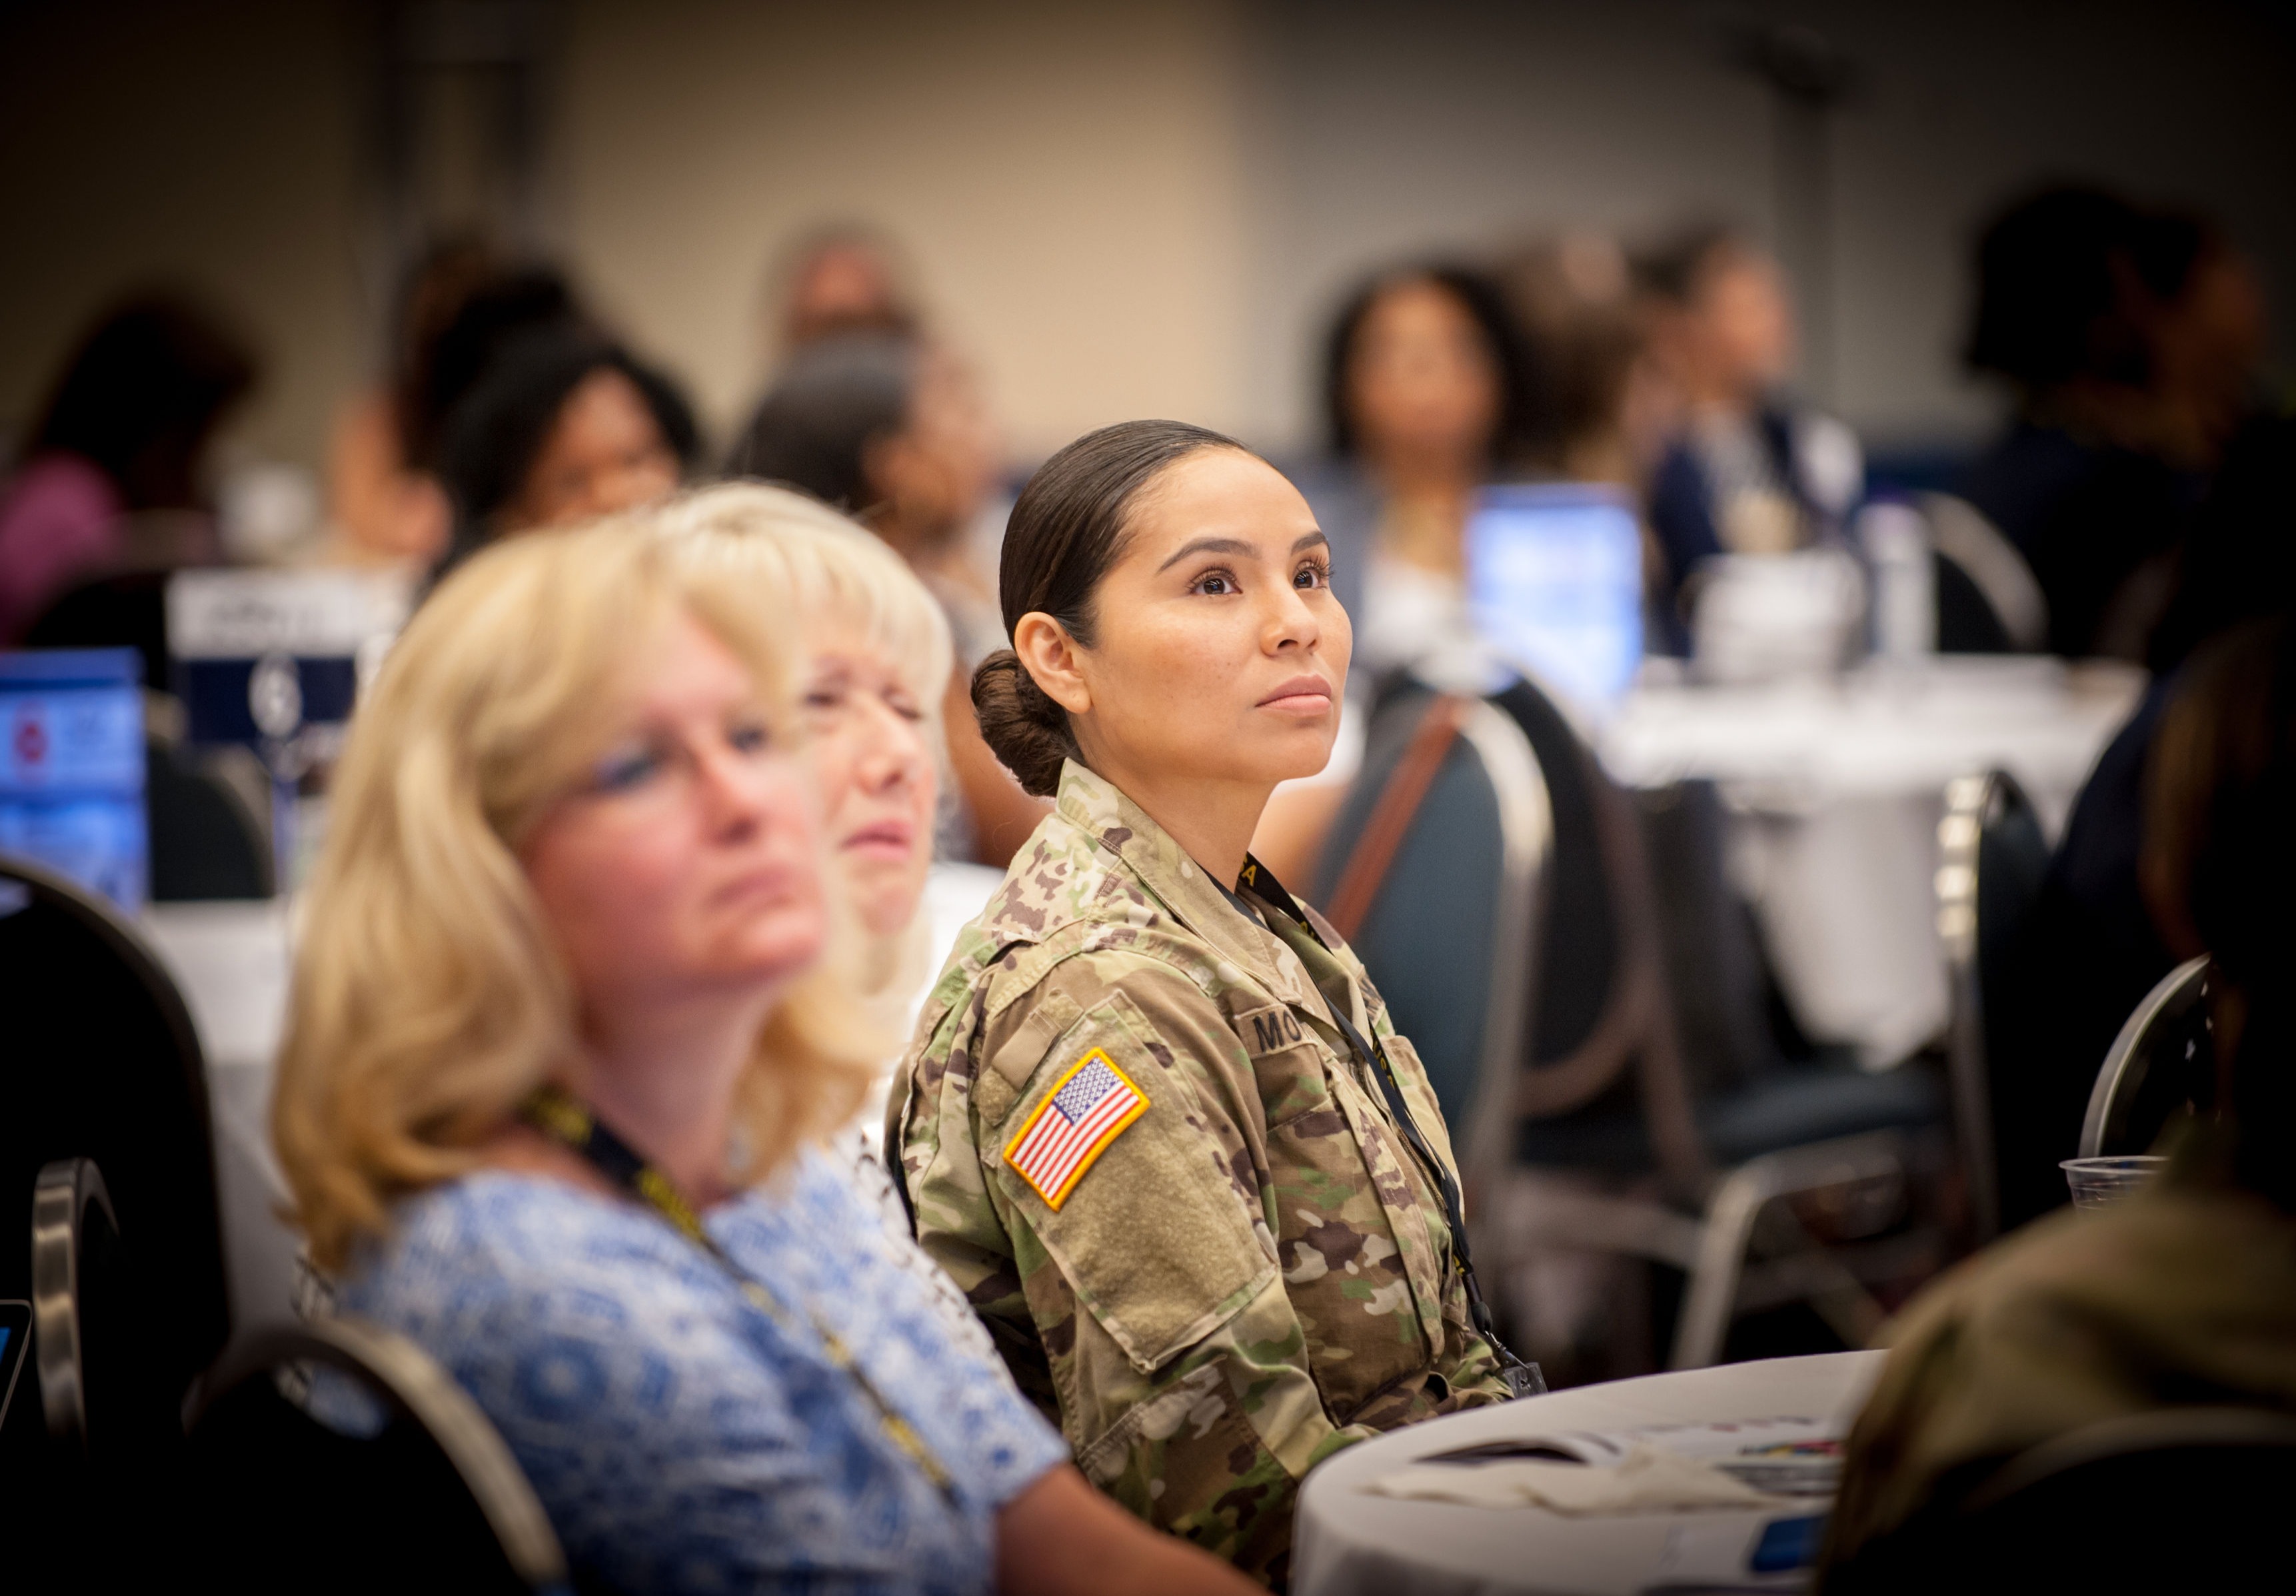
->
[892, 760, 1512, 1584]
[1824, 1123, 2296, 1575]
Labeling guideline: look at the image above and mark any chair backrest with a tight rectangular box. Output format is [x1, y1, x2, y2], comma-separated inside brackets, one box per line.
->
[146, 736, 273, 900]
[1829, 1406, 2296, 1594]
[1936, 770, 2051, 1241]
[182, 1315, 571, 1592]
[1919, 492, 2048, 653]
[1318, 676, 1708, 1196]
[28, 1157, 119, 1456]
[0, 852, 229, 1479]
[1313, 689, 1550, 1188]
[2080, 955, 2215, 1159]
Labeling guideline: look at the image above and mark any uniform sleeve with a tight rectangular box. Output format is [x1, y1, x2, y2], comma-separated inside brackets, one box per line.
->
[946, 953, 1383, 1583]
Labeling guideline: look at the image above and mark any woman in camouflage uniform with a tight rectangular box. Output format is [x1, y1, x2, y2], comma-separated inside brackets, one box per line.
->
[891, 420, 1531, 1585]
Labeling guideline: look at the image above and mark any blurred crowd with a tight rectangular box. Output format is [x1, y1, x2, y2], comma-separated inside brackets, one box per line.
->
[5, 187, 2282, 866]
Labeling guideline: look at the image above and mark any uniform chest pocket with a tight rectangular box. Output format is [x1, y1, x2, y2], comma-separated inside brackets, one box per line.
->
[1264, 1077, 1432, 1414]
[986, 990, 1277, 1375]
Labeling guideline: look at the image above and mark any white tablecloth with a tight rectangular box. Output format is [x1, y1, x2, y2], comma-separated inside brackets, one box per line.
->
[1596, 658, 2145, 1066]
[1294, 1351, 1886, 1596]
[139, 899, 301, 1332]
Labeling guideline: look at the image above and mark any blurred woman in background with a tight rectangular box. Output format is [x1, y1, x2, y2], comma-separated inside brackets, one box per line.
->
[0, 293, 255, 642]
[1294, 263, 1537, 688]
[430, 323, 697, 579]
[764, 222, 922, 355]
[730, 331, 1047, 865]
[1501, 231, 1672, 490]
[1251, 263, 1536, 880]
[273, 520, 1249, 1596]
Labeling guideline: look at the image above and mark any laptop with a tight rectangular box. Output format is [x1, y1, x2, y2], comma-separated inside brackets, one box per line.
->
[1464, 483, 1645, 716]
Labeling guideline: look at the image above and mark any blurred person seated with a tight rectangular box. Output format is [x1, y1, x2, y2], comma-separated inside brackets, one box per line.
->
[325, 237, 504, 566]
[1956, 186, 2266, 660]
[1635, 224, 1864, 651]
[766, 222, 922, 355]
[271, 522, 1252, 1596]
[430, 324, 697, 578]
[1260, 263, 1538, 882]
[0, 293, 255, 643]
[1502, 230, 1675, 490]
[729, 332, 1046, 865]
[1821, 615, 2296, 1583]
[1291, 262, 1538, 684]
[1987, 414, 2296, 1227]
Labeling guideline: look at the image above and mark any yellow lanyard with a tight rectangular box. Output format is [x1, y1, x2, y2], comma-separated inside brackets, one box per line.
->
[523, 1086, 956, 1498]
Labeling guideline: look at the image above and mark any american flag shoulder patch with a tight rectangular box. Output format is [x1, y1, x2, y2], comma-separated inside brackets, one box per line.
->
[1002, 1048, 1149, 1211]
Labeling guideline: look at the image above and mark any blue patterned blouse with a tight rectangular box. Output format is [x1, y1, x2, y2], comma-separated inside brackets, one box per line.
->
[335, 1148, 1068, 1594]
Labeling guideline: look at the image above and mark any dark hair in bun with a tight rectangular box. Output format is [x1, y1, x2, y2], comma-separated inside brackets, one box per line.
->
[972, 418, 1251, 795]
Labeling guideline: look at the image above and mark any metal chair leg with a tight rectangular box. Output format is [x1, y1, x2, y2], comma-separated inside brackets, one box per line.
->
[1669, 1133, 1905, 1370]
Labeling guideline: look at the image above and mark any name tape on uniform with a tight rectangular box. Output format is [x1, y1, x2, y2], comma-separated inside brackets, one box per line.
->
[1002, 1049, 1148, 1211]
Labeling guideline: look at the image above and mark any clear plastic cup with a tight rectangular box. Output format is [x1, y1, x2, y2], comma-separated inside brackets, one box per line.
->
[2060, 1156, 2169, 1211]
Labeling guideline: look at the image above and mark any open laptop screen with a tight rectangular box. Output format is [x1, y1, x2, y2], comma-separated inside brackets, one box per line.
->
[1464, 483, 1644, 715]
[0, 648, 147, 909]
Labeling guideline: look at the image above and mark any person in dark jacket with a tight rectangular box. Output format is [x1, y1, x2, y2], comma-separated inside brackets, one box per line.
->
[1954, 186, 2266, 661]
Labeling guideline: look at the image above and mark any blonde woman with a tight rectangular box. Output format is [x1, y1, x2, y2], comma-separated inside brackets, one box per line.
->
[652, 482, 985, 1341]
[273, 523, 1250, 1595]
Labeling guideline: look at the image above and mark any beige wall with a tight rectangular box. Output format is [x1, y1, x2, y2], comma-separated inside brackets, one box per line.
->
[4, 1, 2289, 479]
[0, 0, 368, 474]
[0, 0, 1254, 476]
[560, 0, 1251, 460]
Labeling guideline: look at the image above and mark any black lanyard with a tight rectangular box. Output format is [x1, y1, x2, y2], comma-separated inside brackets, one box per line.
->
[1236, 856, 1544, 1399]
[521, 1084, 957, 1496]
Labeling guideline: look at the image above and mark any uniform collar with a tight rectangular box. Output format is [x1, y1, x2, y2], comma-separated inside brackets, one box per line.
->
[1052, 759, 1324, 1015]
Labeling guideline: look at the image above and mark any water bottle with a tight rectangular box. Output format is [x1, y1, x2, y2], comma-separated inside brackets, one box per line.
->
[1858, 501, 1935, 662]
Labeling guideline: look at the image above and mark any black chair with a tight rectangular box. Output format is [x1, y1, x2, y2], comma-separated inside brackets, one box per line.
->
[182, 1315, 572, 1592]
[147, 733, 273, 900]
[1320, 678, 1945, 1371]
[1823, 1406, 2296, 1593]
[27, 1157, 119, 1457]
[0, 853, 230, 1488]
[1934, 770, 2051, 1242]
[2079, 956, 2215, 1160]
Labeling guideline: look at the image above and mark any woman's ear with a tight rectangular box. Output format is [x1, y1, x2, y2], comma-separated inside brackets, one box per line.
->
[1012, 612, 1092, 716]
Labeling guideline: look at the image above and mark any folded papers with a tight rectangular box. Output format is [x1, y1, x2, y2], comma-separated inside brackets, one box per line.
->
[1364, 1442, 1788, 1515]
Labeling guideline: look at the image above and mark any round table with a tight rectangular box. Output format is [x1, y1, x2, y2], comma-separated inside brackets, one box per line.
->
[1294, 1351, 1885, 1596]
[1597, 657, 2145, 1066]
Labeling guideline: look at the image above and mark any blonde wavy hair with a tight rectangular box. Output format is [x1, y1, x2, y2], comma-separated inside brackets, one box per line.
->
[652, 481, 956, 996]
[275, 519, 888, 1271]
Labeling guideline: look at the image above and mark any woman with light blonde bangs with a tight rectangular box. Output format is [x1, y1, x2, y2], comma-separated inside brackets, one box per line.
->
[652, 481, 954, 998]
[273, 517, 1251, 1595]
[652, 482, 996, 1347]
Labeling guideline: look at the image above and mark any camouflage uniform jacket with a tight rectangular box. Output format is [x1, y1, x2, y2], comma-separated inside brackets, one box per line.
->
[890, 760, 1511, 1582]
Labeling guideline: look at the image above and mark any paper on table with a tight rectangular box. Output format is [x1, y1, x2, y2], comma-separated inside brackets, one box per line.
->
[1364, 1443, 1789, 1515]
